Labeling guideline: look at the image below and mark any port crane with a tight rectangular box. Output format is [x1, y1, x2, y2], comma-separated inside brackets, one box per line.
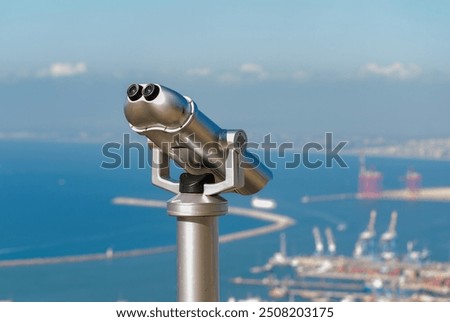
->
[354, 210, 377, 258]
[381, 210, 398, 242]
[379, 211, 398, 260]
[270, 232, 290, 265]
[279, 232, 287, 258]
[313, 227, 324, 256]
[325, 227, 336, 256]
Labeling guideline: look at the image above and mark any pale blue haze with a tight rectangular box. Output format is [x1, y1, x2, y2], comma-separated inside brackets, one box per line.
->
[0, 1, 449, 138]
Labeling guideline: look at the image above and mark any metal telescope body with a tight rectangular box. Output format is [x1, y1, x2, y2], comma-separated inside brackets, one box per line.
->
[124, 83, 272, 195]
[124, 83, 272, 302]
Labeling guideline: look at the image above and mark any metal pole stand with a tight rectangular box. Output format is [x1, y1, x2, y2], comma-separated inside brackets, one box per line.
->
[149, 131, 244, 302]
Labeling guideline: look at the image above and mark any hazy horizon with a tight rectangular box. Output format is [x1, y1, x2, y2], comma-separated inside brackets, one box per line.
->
[1, 1, 449, 142]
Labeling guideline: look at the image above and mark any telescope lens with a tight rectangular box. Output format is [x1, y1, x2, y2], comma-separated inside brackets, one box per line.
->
[127, 84, 143, 101]
[143, 84, 160, 101]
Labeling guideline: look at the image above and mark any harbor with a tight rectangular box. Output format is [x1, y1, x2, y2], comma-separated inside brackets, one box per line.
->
[1, 151, 449, 301]
[230, 210, 450, 302]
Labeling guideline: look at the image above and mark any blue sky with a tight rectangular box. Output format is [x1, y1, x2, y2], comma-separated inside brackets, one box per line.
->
[1, 1, 449, 141]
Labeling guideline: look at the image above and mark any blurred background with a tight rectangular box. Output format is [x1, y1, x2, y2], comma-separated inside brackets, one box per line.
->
[0, 1, 449, 301]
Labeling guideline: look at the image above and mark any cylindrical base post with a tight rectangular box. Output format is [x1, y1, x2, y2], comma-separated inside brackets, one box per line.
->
[177, 216, 218, 302]
[168, 193, 227, 302]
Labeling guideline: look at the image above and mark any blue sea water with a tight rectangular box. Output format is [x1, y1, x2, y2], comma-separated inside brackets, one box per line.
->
[0, 141, 449, 301]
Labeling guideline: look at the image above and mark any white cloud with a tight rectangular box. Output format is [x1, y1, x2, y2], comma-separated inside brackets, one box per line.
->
[217, 72, 241, 84]
[183, 63, 314, 84]
[240, 63, 264, 74]
[37, 62, 87, 78]
[239, 63, 268, 80]
[186, 67, 212, 77]
[361, 62, 421, 79]
[216, 63, 268, 84]
[292, 70, 308, 81]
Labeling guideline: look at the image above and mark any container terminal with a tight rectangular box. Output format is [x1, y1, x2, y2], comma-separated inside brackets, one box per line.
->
[232, 210, 450, 302]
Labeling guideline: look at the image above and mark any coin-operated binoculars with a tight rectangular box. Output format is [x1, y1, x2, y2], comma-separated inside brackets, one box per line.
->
[124, 83, 272, 301]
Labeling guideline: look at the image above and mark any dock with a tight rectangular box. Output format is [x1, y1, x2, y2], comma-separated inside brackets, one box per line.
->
[233, 255, 450, 301]
[0, 245, 175, 268]
[301, 186, 450, 203]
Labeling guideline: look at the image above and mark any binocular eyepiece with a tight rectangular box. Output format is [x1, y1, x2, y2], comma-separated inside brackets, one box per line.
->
[124, 83, 272, 195]
[127, 84, 160, 102]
